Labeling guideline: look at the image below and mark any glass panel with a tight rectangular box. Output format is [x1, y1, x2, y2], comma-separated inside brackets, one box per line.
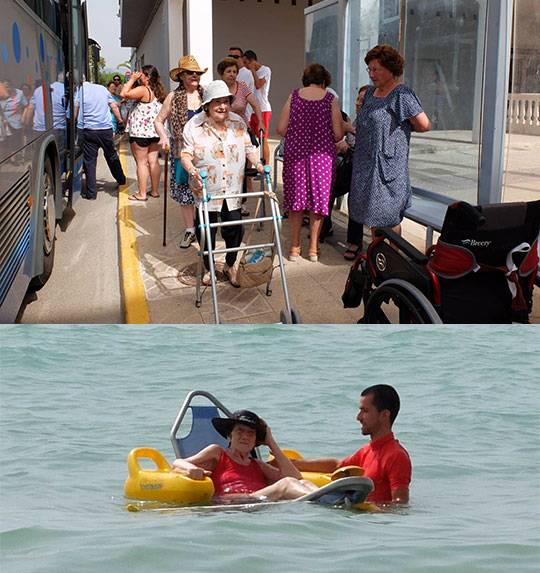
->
[503, 0, 540, 203]
[305, 2, 341, 96]
[345, 0, 487, 204]
[69, 0, 84, 166]
[404, 0, 487, 204]
[345, 0, 395, 114]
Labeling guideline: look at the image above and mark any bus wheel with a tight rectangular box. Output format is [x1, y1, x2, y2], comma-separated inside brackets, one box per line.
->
[30, 156, 56, 290]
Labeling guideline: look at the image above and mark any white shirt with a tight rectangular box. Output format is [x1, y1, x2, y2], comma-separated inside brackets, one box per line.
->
[252, 65, 271, 112]
[181, 111, 255, 211]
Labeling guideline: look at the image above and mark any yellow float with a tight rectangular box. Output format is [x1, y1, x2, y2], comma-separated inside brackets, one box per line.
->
[124, 447, 365, 505]
[124, 447, 215, 504]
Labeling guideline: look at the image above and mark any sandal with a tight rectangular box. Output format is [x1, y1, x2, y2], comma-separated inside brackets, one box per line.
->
[129, 195, 147, 202]
[223, 265, 240, 288]
[202, 271, 211, 286]
[289, 247, 301, 261]
[344, 247, 359, 260]
[308, 249, 320, 262]
[147, 192, 160, 198]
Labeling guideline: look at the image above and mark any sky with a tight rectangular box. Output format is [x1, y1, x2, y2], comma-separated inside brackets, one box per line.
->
[86, 0, 132, 71]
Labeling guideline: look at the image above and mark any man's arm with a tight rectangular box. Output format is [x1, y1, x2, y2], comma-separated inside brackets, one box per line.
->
[250, 64, 267, 90]
[290, 457, 340, 473]
[391, 488, 409, 504]
[109, 101, 123, 125]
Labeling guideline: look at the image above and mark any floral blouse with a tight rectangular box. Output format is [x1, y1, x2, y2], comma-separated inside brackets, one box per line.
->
[181, 111, 255, 211]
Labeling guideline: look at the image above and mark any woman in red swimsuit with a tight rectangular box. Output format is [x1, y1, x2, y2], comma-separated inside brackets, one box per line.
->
[171, 410, 317, 501]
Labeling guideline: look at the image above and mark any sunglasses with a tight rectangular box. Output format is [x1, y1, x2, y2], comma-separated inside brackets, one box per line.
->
[184, 71, 203, 76]
[228, 54, 240, 59]
[113, 77, 121, 81]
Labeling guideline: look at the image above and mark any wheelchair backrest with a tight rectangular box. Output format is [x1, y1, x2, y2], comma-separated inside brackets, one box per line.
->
[439, 200, 540, 267]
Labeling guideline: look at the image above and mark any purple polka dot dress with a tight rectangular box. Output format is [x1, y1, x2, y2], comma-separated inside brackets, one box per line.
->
[282, 90, 337, 216]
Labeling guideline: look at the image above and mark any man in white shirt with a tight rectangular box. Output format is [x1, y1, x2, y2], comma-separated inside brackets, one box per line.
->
[244, 50, 271, 164]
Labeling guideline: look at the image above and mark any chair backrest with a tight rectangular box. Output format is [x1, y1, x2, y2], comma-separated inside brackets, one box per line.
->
[439, 200, 540, 267]
[169, 390, 261, 460]
[176, 405, 229, 458]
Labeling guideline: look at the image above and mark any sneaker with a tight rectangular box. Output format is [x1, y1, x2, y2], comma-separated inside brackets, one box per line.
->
[179, 231, 196, 249]
[241, 204, 250, 217]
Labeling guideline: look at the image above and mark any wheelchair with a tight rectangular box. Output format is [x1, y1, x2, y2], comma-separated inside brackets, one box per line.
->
[343, 200, 540, 324]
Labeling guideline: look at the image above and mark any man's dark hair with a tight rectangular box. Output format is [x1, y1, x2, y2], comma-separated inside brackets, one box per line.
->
[362, 384, 400, 424]
[244, 50, 257, 61]
[229, 46, 243, 55]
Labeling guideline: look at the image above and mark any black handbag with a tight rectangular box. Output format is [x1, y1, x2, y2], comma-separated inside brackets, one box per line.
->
[332, 150, 354, 199]
[342, 254, 367, 308]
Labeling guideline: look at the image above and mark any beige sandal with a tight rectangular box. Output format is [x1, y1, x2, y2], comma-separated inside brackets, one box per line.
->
[289, 246, 301, 261]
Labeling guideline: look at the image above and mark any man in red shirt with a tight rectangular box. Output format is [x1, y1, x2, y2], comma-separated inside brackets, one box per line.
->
[293, 384, 411, 504]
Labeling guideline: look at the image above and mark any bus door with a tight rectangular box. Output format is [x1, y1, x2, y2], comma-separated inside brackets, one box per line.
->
[65, 0, 87, 207]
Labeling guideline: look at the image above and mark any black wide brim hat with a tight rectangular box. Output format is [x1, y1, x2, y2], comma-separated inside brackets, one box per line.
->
[212, 410, 266, 445]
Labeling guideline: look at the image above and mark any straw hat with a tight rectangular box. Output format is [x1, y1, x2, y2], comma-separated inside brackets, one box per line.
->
[169, 55, 208, 81]
[202, 80, 235, 106]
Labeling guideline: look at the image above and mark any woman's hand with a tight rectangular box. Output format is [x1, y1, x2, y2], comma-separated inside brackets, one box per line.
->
[184, 467, 211, 480]
[189, 168, 203, 193]
[259, 419, 276, 448]
[336, 139, 349, 154]
[158, 138, 169, 152]
[171, 459, 211, 480]
[130, 71, 143, 83]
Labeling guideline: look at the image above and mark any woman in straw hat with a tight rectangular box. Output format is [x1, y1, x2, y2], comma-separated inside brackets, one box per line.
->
[155, 55, 207, 248]
[172, 410, 317, 501]
[180, 80, 266, 287]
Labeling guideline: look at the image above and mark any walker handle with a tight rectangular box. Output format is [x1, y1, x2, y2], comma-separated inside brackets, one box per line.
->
[200, 169, 207, 180]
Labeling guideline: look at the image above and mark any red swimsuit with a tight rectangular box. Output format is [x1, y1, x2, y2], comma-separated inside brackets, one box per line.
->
[212, 449, 268, 496]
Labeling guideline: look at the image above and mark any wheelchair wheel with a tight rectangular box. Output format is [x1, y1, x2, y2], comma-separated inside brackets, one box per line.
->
[364, 279, 442, 324]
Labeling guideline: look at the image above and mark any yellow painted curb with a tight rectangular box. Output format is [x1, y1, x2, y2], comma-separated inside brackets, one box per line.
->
[118, 142, 150, 324]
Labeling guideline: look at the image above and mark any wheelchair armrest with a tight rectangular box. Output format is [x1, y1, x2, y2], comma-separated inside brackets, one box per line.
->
[374, 227, 429, 265]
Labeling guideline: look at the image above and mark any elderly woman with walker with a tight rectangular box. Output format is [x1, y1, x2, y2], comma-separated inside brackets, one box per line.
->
[181, 81, 265, 287]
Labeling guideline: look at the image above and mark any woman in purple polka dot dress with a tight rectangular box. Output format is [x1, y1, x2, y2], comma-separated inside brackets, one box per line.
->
[277, 63, 344, 262]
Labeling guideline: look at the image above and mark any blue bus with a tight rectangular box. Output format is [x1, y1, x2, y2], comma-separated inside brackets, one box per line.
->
[0, 0, 91, 322]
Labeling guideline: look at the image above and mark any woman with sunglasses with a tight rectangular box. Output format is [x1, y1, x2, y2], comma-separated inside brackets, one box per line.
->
[121, 65, 167, 201]
[155, 55, 206, 249]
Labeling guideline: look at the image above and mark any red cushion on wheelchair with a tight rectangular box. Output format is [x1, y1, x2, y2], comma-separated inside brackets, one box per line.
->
[428, 241, 477, 278]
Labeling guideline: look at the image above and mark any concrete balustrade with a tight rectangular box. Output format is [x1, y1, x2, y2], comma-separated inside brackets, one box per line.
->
[507, 93, 540, 135]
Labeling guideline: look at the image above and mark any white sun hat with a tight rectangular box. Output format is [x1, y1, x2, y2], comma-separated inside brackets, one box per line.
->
[202, 80, 235, 106]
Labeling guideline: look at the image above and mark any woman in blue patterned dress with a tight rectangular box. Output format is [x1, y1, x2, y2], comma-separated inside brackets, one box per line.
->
[349, 45, 430, 241]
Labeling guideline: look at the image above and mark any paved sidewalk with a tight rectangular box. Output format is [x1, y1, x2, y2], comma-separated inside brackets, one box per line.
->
[119, 136, 539, 324]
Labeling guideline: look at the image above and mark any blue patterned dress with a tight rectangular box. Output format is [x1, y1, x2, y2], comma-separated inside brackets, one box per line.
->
[349, 84, 424, 227]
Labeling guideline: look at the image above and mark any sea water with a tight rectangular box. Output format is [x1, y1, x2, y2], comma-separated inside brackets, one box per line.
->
[0, 325, 539, 572]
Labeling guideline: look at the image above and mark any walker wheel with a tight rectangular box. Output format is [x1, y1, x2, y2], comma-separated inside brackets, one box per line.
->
[279, 310, 290, 324]
[195, 301, 201, 308]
